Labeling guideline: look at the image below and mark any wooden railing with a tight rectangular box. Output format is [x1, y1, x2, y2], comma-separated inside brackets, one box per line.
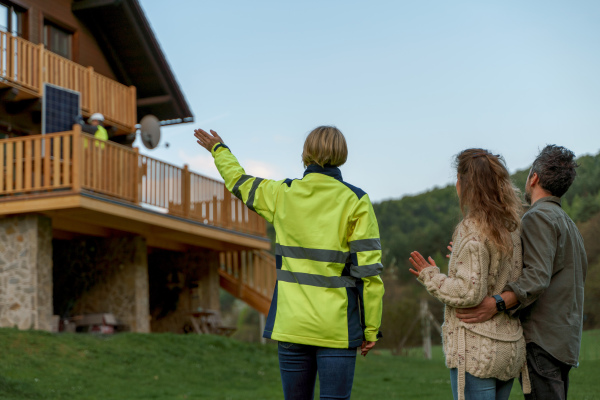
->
[219, 250, 276, 315]
[0, 131, 75, 194]
[0, 128, 267, 238]
[0, 31, 136, 131]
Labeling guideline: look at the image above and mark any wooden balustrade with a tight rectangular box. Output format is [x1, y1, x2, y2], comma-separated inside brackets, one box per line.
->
[219, 250, 276, 314]
[81, 130, 139, 203]
[220, 250, 276, 296]
[89, 72, 136, 132]
[0, 130, 75, 194]
[44, 50, 90, 100]
[0, 31, 136, 131]
[0, 130, 267, 238]
[0, 33, 43, 92]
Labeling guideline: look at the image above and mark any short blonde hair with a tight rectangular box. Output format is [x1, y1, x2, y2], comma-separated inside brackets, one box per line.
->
[302, 126, 348, 168]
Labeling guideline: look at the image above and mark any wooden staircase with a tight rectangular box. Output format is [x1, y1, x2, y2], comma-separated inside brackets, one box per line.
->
[219, 250, 276, 315]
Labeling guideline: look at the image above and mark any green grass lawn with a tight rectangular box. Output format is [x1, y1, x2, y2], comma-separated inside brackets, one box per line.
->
[0, 329, 599, 400]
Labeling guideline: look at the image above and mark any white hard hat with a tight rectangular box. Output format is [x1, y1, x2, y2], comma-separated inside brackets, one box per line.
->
[88, 113, 105, 123]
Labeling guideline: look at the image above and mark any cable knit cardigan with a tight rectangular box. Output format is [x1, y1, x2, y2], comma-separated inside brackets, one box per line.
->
[417, 220, 530, 400]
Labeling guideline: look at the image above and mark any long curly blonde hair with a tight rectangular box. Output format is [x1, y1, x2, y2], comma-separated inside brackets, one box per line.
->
[455, 149, 523, 255]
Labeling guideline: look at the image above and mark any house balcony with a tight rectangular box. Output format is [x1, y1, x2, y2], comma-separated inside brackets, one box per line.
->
[0, 31, 136, 134]
[0, 128, 276, 315]
[0, 127, 268, 247]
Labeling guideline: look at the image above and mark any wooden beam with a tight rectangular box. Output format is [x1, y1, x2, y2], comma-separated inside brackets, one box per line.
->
[52, 229, 77, 240]
[0, 87, 19, 101]
[71, 0, 117, 11]
[0, 194, 81, 215]
[79, 195, 271, 250]
[137, 95, 171, 107]
[145, 236, 188, 252]
[50, 215, 113, 237]
[219, 272, 271, 315]
[0, 192, 269, 250]
[5, 99, 41, 115]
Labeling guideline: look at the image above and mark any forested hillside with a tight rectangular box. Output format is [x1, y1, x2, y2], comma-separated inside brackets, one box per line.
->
[374, 150, 600, 349]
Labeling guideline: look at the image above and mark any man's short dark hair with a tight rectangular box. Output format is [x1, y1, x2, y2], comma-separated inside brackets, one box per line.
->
[531, 145, 578, 197]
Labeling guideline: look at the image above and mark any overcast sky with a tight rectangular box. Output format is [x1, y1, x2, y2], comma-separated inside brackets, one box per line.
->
[135, 0, 600, 202]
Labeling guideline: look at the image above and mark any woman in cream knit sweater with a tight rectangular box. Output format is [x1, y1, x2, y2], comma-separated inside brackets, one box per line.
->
[409, 149, 530, 400]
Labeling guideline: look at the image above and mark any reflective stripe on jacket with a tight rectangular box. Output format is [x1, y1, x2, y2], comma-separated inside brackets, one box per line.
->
[211, 142, 384, 348]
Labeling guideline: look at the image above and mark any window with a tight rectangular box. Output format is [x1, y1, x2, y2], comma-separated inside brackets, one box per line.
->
[44, 21, 72, 59]
[0, 1, 24, 37]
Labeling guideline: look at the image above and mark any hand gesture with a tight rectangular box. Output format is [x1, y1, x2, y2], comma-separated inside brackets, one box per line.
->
[194, 129, 224, 152]
[446, 241, 453, 258]
[408, 251, 436, 277]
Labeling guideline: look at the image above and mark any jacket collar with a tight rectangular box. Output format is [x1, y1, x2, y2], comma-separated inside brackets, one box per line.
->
[303, 164, 342, 181]
[531, 195, 562, 209]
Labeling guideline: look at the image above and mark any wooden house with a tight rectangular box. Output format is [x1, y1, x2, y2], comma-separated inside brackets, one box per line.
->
[0, 0, 274, 333]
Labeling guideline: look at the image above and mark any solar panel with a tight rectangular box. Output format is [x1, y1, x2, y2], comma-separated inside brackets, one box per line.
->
[42, 84, 81, 134]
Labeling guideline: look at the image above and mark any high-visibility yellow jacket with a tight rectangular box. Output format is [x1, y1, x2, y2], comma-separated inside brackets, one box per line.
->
[94, 125, 109, 141]
[211, 142, 384, 348]
[83, 125, 108, 149]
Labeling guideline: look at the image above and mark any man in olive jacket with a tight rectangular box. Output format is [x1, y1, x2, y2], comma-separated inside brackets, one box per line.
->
[455, 145, 587, 400]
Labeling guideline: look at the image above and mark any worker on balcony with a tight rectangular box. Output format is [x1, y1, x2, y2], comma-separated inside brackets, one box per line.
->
[78, 113, 108, 149]
[195, 126, 384, 400]
[87, 113, 109, 142]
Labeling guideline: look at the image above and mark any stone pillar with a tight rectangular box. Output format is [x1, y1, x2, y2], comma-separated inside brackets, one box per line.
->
[70, 236, 150, 333]
[0, 215, 53, 331]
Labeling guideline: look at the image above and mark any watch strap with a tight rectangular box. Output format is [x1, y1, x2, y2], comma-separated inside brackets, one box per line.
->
[493, 294, 506, 312]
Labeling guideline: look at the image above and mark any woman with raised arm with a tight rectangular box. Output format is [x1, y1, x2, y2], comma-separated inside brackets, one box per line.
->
[194, 126, 384, 400]
[408, 149, 530, 400]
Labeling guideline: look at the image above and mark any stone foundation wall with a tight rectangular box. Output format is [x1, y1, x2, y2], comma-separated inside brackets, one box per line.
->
[0, 215, 53, 330]
[148, 249, 220, 333]
[54, 236, 150, 333]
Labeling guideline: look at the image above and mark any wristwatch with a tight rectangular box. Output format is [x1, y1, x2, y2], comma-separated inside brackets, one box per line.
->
[493, 294, 506, 312]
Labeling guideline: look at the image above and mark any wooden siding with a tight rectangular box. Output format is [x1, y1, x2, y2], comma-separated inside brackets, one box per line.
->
[24, 0, 117, 80]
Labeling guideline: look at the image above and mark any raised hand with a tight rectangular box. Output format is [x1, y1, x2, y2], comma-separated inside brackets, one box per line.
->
[408, 251, 437, 277]
[194, 129, 224, 152]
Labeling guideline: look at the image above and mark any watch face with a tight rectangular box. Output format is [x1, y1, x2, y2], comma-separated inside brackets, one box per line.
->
[494, 295, 506, 312]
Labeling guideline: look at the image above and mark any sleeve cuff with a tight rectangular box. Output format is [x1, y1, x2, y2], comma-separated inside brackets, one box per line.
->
[365, 331, 383, 341]
[211, 142, 230, 156]
[417, 266, 440, 284]
[503, 283, 526, 314]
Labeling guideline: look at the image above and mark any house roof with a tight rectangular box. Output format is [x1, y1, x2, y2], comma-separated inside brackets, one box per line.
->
[72, 0, 194, 125]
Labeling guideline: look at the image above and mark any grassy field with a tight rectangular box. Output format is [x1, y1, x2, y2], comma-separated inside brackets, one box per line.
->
[0, 329, 598, 400]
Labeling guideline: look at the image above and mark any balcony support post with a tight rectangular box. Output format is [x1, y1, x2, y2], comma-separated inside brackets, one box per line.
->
[238, 251, 245, 297]
[6, 32, 13, 80]
[87, 66, 96, 114]
[38, 43, 45, 95]
[71, 125, 82, 193]
[222, 187, 231, 229]
[129, 85, 137, 128]
[133, 147, 140, 204]
[182, 164, 190, 218]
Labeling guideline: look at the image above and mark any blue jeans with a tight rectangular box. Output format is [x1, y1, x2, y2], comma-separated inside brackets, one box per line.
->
[450, 369, 514, 400]
[278, 341, 357, 400]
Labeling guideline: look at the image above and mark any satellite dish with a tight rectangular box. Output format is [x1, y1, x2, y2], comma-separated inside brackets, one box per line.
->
[140, 114, 161, 149]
